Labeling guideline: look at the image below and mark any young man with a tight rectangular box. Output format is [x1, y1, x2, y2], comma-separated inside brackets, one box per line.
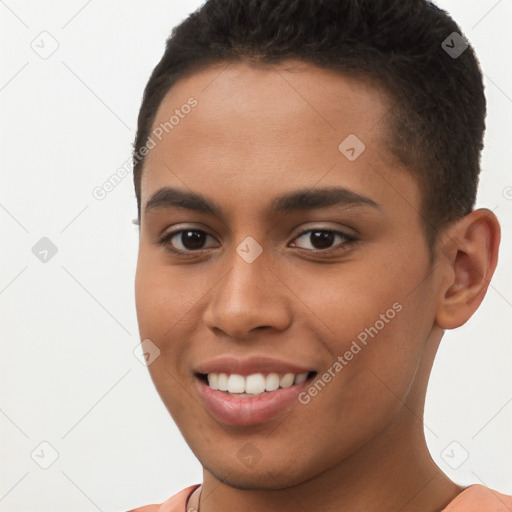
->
[128, 0, 510, 510]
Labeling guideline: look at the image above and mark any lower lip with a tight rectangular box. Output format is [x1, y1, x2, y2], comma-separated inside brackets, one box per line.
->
[196, 376, 311, 426]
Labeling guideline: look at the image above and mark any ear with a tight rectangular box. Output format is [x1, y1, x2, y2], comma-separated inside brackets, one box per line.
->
[435, 209, 500, 330]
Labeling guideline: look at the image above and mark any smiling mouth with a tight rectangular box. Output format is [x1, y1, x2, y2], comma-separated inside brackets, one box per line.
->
[196, 371, 317, 397]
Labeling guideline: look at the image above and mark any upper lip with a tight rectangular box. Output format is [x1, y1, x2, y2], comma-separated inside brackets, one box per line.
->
[194, 356, 314, 376]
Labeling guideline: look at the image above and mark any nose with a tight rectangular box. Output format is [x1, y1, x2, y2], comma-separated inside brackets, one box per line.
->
[203, 247, 293, 340]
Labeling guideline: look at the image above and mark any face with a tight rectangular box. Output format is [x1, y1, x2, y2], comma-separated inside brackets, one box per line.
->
[135, 61, 443, 489]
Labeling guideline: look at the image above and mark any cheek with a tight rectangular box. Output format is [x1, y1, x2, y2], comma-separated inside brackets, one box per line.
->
[284, 252, 417, 346]
[134, 252, 199, 341]
[290, 250, 434, 409]
[134, 255, 205, 410]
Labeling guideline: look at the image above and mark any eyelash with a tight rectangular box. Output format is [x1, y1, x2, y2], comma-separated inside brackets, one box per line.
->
[158, 227, 357, 257]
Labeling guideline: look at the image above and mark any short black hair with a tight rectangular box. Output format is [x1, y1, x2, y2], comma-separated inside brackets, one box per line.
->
[132, 0, 486, 250]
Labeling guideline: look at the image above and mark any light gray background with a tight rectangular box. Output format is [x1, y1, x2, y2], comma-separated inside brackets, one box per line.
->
[0, 1, 511, 510]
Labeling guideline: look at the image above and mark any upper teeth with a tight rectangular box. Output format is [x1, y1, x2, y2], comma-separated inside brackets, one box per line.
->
[207, 372, 309, 394]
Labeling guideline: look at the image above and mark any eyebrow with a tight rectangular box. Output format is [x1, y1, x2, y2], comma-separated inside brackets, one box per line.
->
[144, 185, 380, 220]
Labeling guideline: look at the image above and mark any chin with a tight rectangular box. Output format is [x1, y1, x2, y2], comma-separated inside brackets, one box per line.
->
[203, 459, 316, 491]
[208, 470, 292, 491]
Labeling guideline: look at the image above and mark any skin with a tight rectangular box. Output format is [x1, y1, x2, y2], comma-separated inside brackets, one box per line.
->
[134, 60, 500, 512]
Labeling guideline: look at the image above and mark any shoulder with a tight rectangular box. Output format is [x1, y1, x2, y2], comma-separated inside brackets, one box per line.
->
[126, 484, 200, 512]
[444, 484, 512, 511]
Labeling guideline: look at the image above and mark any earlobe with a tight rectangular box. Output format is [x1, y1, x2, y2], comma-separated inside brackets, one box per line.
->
[435, 209, 500, 330]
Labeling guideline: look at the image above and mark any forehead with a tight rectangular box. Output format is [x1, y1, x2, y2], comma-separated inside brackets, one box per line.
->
[140, 60, 419, 220]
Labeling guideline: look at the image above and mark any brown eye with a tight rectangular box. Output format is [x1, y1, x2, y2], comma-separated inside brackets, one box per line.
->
[160, 229, 218, 254]
[290, 229, 355, 252]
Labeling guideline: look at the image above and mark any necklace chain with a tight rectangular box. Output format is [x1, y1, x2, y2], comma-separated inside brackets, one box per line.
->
[187, 485, 201, 512]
